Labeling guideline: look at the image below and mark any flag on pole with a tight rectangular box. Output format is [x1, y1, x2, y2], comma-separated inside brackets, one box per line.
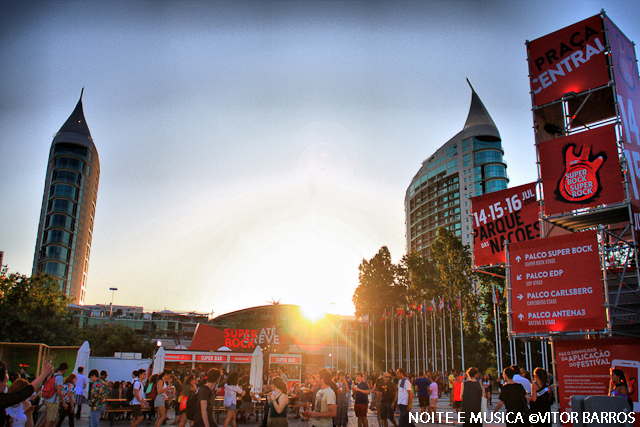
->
[492, 284, 499, 305]
[417, 303, 423, 313]
[396, 307, 405, 318]
[457, 294, 462, 311]
[381, 311, 390, 323]
[439, 297, 444, 313]
[430, 299, 436, 312]
[409, 302, 417, 310]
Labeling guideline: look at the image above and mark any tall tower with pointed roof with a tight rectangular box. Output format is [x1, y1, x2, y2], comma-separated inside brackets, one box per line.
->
[405, 82, 508, 258]
[32, 90, 100, 304]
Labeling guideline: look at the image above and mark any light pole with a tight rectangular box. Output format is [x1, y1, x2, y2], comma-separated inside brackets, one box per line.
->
[109, 287, 118, 317]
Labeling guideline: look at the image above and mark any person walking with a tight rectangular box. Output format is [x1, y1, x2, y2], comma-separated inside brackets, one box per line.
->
[88, 370, 109, 427]
[75, 368, 88, 420]
[154, 370, 175, 427]
[352, 372, 370, 427]
[394, 369, 412, 427]
[130, 369, 150, 427]
[528, 368, 551, 427]
[460, 368, 483, 427]
[266, 377, 289, 427]
[56, 374, 77, 427]
[192, 369, 221, 427]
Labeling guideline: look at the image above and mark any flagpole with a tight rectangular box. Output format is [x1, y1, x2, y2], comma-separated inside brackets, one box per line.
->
[459, 295, 465, 372]
[385, 310, 388, 373]
[431, 311, 436, 372]
[372, 313, 375, 373]
[423, 302, 428, 372]
[449, 302, 454, 371]
[405, 312, 410, 370]
[367, 314, 371, 373]
[413, 313, 420, 372]
[441, 303, 447, 372]
[391, 307, 395, 370]
[398, 312, 403, 369]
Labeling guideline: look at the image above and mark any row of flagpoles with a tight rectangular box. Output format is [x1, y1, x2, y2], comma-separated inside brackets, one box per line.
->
[330, 288, 552, 376]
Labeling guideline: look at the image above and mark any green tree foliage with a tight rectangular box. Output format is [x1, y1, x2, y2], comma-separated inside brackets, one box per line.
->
[0, 273, 79, 345]
[78, 324, 156, 358]
[430, 227, 480, 328]
[353, 246, 407, 316]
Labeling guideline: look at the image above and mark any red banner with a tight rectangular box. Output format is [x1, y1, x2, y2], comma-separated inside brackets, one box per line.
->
[269, 355, 301, 364]
[528, 14, 609, 107]
[555, 337, 640, 425]
[539, 124, 624, 216]
[471, 182, 539, 267]
[606, 17, 640, 242]
[230, 356, 252, 363]
[509, 230, 606, 334]
[165, 353, 193, 361]
[196, 354, 228, 362]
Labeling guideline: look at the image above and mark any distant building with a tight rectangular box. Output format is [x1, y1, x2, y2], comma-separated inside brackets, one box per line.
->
[69, 304, 212, 349]
[32, 91, 99, 304]
[405, 82, 508, 258]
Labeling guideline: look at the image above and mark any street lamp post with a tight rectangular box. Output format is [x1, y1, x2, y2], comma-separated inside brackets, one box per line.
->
[109, 287, 118, 317]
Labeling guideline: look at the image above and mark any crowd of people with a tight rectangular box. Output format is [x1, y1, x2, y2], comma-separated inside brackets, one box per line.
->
[2, 360, 634, 427]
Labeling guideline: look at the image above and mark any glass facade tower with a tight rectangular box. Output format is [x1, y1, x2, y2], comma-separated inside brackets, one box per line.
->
[32, 91, 99, 304]
[405, 83, 508, 258]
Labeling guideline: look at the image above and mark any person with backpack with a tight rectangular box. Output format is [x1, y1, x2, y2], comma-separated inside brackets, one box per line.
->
[178, 375, 197, 427]
[43, 362, 69, 427]
[130, 369, 150, 427]
[192, 369, 221, 427]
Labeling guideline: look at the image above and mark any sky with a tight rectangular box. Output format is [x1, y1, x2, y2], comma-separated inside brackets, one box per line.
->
[1, 0, 639, 317]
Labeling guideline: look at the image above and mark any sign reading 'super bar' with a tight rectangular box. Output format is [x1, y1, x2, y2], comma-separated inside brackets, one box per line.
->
[509, 230, 606, 334]
[606, 16, 640, 243]
[471, 183, 539, 267]
[528, 14, 609, 107]
[539, 124, 624, 216]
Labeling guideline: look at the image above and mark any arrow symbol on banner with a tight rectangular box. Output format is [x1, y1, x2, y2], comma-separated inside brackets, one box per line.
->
[517, 294, 523, 300]
[518, 313, 524, 321]
[515, 255, 521, 262]
[516, 275, 522, 281]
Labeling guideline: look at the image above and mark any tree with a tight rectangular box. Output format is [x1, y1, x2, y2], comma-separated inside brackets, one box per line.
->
[353, 246, 406, 317]
[0, 273, 79, 345]
[78, 324, 156, 358]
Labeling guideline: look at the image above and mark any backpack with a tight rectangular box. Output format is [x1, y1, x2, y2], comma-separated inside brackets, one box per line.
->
[126, 380, 139, 402]
[41, 374, 59, 399]
[147, 380, 158, 401]
[185, 390, 200, 421]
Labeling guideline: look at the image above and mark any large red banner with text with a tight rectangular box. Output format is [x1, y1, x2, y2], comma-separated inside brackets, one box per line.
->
[539, 124, 624, 216]
[555, 337, 640, 424]
[528, 14, 609, 107]
[472, 183, 539, 267]
[606, 17, 640, 243]
[509, 230, 606, 334]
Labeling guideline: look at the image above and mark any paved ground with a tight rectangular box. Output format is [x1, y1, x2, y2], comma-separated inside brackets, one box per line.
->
[69, 393, 513, 427]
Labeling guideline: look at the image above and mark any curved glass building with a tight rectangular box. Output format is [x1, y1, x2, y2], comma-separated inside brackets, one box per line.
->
[32, 91, 100, 304]
[405, 82, 508, 258]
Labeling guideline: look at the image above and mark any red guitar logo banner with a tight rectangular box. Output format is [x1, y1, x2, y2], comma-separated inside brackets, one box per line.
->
[557, 144, 604, 203]
[539, 124, 624, 215]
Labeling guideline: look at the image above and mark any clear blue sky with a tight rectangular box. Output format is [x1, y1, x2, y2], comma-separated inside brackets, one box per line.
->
[1, 0, 638, 316]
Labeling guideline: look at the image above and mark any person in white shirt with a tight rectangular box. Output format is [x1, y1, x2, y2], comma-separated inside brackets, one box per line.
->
[75, 367, 88, 419]
[511, 365, 532, 394]
[394, 369, 413, 427]
[130, 370, 149, 427]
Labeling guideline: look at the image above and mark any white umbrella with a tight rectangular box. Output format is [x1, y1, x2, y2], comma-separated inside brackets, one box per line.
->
[249, 345, 264, 394]
[73, 341, 90, 375]
[73, 341, 90, 398]
[152, 346, 165, 375]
